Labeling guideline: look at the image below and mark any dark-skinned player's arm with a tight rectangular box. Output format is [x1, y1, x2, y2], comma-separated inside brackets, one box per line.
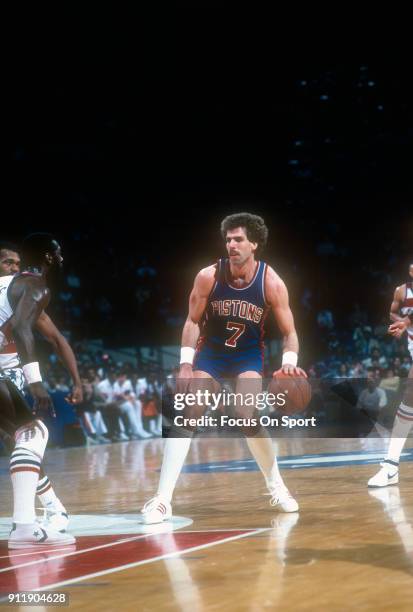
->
[9, 277, 55, 415]
[178, 266, 216, 387]
[389, 285, 404, 323]
[35, 312, 83, 404]
[265, 266, 307, 378]
[388, 285, 411, 338]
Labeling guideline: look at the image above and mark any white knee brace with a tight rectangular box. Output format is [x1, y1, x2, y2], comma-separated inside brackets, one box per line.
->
[14, 419, 49, 461]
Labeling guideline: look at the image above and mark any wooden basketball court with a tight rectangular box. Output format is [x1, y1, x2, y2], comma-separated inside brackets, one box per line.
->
[1, 437, 413, 610]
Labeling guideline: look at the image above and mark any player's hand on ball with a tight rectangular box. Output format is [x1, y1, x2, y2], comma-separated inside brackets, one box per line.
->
[268, 370, 311, 414]
[274, 365, 308, 378]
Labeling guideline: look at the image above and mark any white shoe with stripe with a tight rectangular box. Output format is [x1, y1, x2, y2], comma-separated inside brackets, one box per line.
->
[368, 460, 399, 488]
[40, 507, 70, 532]
[8, 522, 75, 549]
[141, 495, 172, 524]
[268, 481, 299, 513]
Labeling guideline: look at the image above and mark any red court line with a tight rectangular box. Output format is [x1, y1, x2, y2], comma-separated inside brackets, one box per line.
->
[0, 530, 253, 592]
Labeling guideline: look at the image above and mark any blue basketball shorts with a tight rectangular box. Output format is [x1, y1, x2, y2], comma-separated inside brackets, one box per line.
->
[193, 344, 263, 380]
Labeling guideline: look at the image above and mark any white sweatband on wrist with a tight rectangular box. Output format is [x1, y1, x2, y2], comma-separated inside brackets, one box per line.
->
[180, 347, 195, 365]
[22, 362, 42, 384]
[282, 351, 298, 367]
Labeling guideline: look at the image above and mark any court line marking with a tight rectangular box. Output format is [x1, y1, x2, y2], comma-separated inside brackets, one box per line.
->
[0, 547, 78, 560]
[183, 448, 413, 471]
[37, 528, 272, 591]
[0, 528, 261, 572]
[0, 534, 154, 574]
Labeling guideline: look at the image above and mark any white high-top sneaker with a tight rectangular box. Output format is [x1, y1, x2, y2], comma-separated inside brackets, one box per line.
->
[40, 504, 70, 532]
[141, 495, 172, 524]
[368, 460, 399, 488]
[268, 480, 299, 513]
[8, 523, 75, 549]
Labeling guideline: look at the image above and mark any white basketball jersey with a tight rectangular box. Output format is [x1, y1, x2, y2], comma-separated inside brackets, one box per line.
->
[0, 275, 20, 369]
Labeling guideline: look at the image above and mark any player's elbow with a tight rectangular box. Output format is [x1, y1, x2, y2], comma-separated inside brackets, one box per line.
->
[44, 334, 59, 350]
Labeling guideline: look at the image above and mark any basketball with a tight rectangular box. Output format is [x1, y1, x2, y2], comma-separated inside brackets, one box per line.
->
[268, 372, 312, 415]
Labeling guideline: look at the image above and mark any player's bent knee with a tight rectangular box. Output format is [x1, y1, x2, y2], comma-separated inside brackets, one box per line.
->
[14, 419, 49, 460]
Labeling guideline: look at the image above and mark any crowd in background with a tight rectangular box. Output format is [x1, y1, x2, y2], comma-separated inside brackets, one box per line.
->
[42, 352, 165, 445]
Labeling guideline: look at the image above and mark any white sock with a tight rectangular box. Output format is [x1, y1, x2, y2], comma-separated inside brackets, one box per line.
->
[157, 437, 192, 502]
[246, 433, 282, 489]
[10, 449, 40, 524]
[37, 475, 64, 510]
[386, 403, 413, 463]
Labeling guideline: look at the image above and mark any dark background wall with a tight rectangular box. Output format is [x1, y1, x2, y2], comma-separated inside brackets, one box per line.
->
[7, 14, 413, 358]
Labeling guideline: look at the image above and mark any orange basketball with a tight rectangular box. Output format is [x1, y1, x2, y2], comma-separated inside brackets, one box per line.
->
[267, 372, 312, 415]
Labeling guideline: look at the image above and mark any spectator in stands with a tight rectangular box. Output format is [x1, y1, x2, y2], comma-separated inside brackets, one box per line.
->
[362, 348, 388, 370]
[338, 363, 351, 378]
[137, 372, 162, 437]
[349, 361, 368, 378]
[392, 357, 406, 377]
[379, 368, 400, 394]
[357, 372, 387, 420]
[96, 369, 129, 442]
[76, 380, 111, 444]
[114, 371, 152, 439]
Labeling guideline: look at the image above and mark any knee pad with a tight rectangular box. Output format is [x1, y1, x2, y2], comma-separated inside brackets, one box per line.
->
[14, 419, 49, 461]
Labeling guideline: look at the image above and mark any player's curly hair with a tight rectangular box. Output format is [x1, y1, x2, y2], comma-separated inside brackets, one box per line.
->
[220, 213, 268, 254]
[0, 241, 19, 255]
[22, 233, 58, 266]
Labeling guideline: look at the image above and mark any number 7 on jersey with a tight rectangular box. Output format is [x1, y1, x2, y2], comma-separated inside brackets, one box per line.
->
[225, 321, 246, 347]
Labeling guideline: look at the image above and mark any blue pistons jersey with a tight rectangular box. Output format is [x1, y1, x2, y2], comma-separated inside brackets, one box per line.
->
[193, 258, 270, 379]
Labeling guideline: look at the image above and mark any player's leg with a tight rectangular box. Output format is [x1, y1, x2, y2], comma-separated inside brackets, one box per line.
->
[0, 381, 75, 548]
[3, 368, 71, 530]
[4, 375, 71, 532]
[141, 370, 219, 524]
[368, 363, 413, 487]
[237, 371, 298, 512]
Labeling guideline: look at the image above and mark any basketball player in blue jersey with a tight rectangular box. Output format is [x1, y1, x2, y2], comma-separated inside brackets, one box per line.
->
[368, 263, 413, 488]
[142, 213, 307, 524]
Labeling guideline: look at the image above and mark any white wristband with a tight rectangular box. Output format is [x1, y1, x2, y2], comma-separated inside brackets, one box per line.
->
[180, 347, 195, 365]
[282, 351, 298, 367]
[22, 362, 42, 384]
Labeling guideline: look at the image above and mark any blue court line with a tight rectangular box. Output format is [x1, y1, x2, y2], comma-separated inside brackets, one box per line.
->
[181, 448, 413, 473]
